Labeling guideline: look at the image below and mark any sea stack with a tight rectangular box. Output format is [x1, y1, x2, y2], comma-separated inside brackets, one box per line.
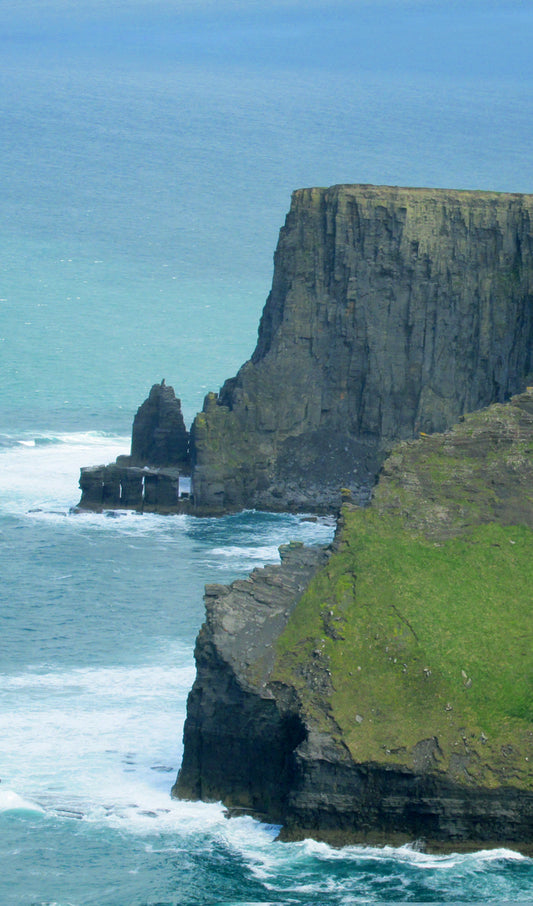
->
[78, 382, 191, 512]
[130, 380, 189, 468]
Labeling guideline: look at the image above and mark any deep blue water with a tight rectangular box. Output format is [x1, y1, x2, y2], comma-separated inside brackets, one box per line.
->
[1, 2, 533, 903]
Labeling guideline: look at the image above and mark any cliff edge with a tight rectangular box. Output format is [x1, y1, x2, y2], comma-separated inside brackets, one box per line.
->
[192, 184, 533, 513]
[174, 388, 533, 851]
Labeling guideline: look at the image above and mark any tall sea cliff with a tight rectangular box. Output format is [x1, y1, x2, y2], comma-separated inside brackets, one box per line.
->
[78, 184, 533, 515]
[73, 182, 533, 847]
[192, 184, 533, 513]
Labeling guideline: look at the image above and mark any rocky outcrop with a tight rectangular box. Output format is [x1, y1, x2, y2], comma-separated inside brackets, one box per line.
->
[78, 462, 187, 513]
[131, 381, 189, 467]
[372, 386, 533, 537]
[77, 382, 191, 512]
[192, 184, 533, 513]
[174, 390, 533, 851]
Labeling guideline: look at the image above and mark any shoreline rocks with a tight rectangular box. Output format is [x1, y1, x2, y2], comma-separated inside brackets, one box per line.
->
[77, 381, 193, 513]
[78, 462, 192, 514]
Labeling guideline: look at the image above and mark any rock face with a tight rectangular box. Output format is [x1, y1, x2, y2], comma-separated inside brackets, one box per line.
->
[78, 462, 185, 513]
[192, 185, 533, 513]
[174, 390, 533, 851]
[131, 381, 189, 468]
[174, 542, 330, 819]
[373, 387, 533, 537]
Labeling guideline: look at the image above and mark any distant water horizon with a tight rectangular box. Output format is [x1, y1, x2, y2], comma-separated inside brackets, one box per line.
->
[2, 1, 533, 903]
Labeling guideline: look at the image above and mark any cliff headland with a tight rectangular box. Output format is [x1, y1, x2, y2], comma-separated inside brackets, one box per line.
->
[78, 184, 533, 515]
[175, 388, 533, 851]
[75, 183, 533, 848]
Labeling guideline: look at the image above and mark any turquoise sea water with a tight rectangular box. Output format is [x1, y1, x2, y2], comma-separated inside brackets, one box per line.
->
[2, 2, 533, 903]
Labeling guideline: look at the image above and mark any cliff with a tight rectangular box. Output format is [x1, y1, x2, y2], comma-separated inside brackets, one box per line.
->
[192, 184, 533, 513]
[174, 388, 533, 851]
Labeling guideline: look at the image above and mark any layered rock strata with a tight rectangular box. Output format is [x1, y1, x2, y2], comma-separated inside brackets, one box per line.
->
[79, 184, 533, 515]
[174, 542, 330, 818]
[78, 462, 185, 513]
[192, 184, 533, 513]
[174, 390, 533, 851]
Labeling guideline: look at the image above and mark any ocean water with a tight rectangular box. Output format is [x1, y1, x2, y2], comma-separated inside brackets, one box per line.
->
[1, 2, 533, 903]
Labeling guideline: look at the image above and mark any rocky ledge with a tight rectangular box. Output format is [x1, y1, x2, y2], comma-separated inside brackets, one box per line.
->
[174, 389, 533, 852]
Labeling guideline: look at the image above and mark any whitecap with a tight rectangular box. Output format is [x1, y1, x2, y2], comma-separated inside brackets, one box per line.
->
[0, 789, 45, 814]
[0, 430, 129, 516]
[0, 644, 196, 834]
[211, 544, 281, 563]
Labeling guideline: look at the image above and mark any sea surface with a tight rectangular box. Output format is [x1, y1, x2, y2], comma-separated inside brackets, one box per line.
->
[1, 2, 533, 903]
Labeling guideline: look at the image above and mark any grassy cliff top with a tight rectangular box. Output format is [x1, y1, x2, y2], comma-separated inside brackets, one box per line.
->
[273, 389, 533, 788]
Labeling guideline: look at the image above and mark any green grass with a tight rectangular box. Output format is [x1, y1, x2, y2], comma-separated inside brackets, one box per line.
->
[273, 509, 533, 787]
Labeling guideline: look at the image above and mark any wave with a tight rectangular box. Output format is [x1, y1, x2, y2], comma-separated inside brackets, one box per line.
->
[0, 789, 45, 815]
[0, 647, 195, 827]
[0, 430, 129, 516]
[0, 430, 129, 449]
[211, 544, 282, 564]
[236, 833, 533, 904]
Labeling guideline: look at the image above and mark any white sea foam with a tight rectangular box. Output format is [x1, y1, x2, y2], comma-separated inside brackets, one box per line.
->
[0, 790, 45, 814]
[0, 644, 200, 834]
[233, 829, 533, 902]
[0, 431, 129, 515]
[211, 544, 281, 563]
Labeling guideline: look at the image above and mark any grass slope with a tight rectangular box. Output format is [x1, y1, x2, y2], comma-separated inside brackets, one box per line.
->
[273, 393, 533, 788]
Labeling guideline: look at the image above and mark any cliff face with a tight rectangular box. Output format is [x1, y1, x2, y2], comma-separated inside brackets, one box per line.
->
[192, 185, 533, 513]
[174, 543, 329, 819]
[175, 389, 533, 851]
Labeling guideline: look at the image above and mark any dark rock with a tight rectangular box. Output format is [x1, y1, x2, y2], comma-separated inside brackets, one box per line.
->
[131, 381, 189, 468]
[77, 382, 192, 513]
[191, 185, 533, 513]
[78, 462, 187, 513]
[79, 465, 106, 508]
[173, 543, 330, 815]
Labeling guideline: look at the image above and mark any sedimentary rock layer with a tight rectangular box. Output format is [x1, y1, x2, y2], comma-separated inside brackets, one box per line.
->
[175, 390, 533, 851]
[174, 542, 330, 819]
[192, 184, 533, 513]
